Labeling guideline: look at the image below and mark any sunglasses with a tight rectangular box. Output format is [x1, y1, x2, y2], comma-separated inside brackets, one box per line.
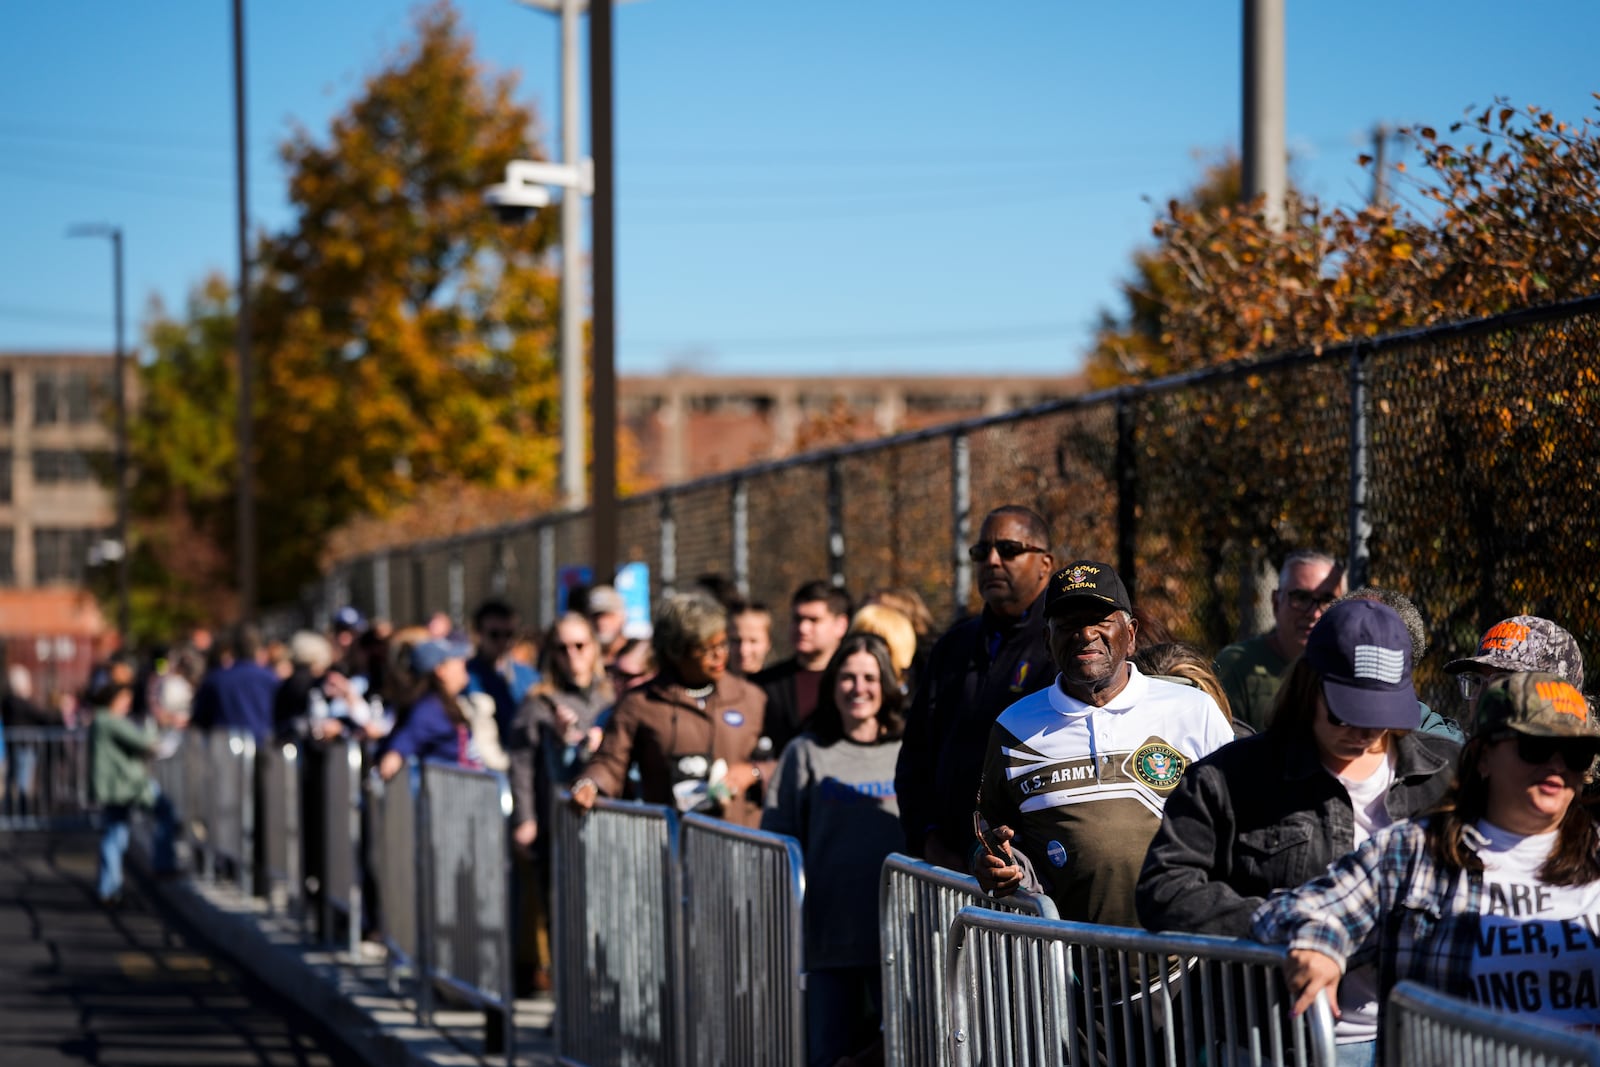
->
[557, 641, 591, 653]
[968, 540, 1048, 562]
[1284, 589, 1339, 612]
[1497, 731, 1598, 774]
[1324, 707, 1367, 730]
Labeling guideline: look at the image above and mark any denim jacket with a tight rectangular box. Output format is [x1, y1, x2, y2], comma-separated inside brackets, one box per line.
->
[1136, 729, 1459, 937]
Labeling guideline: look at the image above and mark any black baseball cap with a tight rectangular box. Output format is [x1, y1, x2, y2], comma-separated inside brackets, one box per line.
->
[1044, 560, 1132, 618]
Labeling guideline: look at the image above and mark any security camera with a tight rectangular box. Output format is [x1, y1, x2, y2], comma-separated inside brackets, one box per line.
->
[485, 181, 551, 224]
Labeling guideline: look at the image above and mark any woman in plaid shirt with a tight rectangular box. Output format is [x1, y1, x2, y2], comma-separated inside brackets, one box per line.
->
[1254, 671, 1600, 1047]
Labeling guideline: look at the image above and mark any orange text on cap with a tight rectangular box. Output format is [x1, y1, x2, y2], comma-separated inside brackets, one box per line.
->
[1480, 621, 1532, 652]
[1536, 680, 1588, 721]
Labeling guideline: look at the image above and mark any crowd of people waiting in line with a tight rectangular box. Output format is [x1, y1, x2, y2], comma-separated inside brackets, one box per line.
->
[39, 500, 1600, 1067]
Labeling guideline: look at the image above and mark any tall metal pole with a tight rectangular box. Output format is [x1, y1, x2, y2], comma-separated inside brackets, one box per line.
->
[558, 0, 586, 509]
[111, 229, 129, 644]
[1242, 0, 1286, 232]
[589, 0, 618, 582]
[68, 223, 131, 646]
[233, 0, 257, 620]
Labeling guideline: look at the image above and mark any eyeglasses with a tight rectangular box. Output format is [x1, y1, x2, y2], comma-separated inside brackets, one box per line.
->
[1457, 672, 1490, 701]
[692, 639, 730, 658]
[968, 540, 1048, 562]
[1495, 731, 1598, 774]
[1284, 589, 1339, 612]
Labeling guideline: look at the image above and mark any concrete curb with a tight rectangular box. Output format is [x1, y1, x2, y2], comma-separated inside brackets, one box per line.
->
[128, 841, 439, 1067]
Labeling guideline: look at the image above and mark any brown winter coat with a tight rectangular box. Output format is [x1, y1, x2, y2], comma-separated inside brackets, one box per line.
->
[585, 673, 767, 827]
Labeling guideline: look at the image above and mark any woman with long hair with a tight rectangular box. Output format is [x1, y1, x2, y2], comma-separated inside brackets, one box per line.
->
[1138, 600, 1459, 1065]
[1254, 669, 1600, 1047]
[762, 632, 907, 1067]
[510, 611, 615, 852]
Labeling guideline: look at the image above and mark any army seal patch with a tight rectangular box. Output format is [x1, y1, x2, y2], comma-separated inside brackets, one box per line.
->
[1130, 742, 1187, 793]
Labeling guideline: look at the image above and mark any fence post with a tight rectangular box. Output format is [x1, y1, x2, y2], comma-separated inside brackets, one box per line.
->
[373, 554, 391, 626]
[447, 548, 465, 629]
[538, 524, 556, 627]
[1347, 343, 1372, 590]
[827, 457, 846, 589]
[660, 493, 678, 598]
[411, 555, 426, 630]
[952, 432, 972, 613]
[731, 478, 749, 597]
[1116, 391, 1138, 600]
[490, 537, 509, 595]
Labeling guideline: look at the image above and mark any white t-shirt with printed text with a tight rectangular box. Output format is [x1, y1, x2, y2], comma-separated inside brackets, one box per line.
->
[1468, 819, 1600, 1030]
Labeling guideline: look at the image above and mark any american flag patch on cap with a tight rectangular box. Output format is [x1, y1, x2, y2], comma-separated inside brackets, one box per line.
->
[1352, 645, 1406, 684]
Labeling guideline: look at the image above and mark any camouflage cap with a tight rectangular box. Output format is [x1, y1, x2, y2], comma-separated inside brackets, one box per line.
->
[1444, 615, 1585, 689]
[1473, 671, 1600, 740]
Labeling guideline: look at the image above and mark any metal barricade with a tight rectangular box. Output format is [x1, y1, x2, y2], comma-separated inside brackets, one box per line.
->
[207, 731, 256, 889]
[180, 727, 212, 875]
[258, 741, 302, 917]
[678, 813, 806, 1067]
[418, 763, 515, 1065]
[552, 795, 683, 1067]
[320, 737, 363, 957]
[368, 763, 428, 1018]
[1385, 981, 1600, 1067]
[881, 853, 1060, 1067]
[0, 726, 92, 829]
[946, 907, 1336, 1067]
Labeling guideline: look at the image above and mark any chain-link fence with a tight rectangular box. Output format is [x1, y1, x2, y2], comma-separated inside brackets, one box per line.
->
[314, 296, 1600, 712]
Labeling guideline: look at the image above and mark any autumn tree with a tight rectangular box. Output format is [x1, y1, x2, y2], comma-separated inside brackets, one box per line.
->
[1080, 98, 1600, 668]
[132, 2, 565, 621]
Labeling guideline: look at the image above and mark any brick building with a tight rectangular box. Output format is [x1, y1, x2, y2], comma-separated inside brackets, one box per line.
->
[620, 373, 1083, 486]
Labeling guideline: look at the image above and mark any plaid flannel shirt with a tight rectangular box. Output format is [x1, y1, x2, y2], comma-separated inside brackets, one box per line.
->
[1251, 817, 1485, 1003]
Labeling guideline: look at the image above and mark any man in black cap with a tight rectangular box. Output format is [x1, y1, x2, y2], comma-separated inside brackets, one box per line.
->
[972, 560, 1234, 927]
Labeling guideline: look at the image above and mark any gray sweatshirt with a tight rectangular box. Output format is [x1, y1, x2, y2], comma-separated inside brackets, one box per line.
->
[761, 732, 903, 970]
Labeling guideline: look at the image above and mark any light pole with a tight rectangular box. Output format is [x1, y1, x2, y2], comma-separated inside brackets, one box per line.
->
[233, 0, 257, 622]
[513, 0, 589, 513]
[66, 223, 130, 646]
[490, 0, 619, 583]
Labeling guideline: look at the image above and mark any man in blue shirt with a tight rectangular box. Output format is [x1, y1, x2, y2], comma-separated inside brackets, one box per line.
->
[191, 624, 279, 742]
[465, 598, 539, 737]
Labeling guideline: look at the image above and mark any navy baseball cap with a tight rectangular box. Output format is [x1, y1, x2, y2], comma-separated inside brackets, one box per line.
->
[1302, 599, 1419, 731]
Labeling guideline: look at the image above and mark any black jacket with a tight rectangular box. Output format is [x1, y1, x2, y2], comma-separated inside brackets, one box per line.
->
[1135, 728, 1460, 937]
[893, 593, 1056, 858]
[753, 657, 809, 759]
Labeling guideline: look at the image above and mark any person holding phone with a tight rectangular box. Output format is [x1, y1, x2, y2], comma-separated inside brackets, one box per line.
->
[971, 560, 1233, 928]
[762, 633, 906, 1067]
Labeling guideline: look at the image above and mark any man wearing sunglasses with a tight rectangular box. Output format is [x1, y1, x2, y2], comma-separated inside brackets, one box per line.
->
[1445, 615, 1585, 736]
[466, 597, 540, 737]
[895, 506, 1058, 872]
[1215, 549, 1345, 732]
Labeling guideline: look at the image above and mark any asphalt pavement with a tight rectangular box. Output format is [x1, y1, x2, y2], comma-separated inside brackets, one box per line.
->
[0, 830, 357, 1067]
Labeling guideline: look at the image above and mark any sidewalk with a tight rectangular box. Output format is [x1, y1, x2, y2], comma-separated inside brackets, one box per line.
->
[129, 833, 558, 1067]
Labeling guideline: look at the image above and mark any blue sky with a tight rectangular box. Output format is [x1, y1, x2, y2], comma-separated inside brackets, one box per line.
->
[2, 1, 1596, 376]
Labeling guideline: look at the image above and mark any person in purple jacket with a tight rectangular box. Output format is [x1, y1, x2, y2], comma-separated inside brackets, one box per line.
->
[378, 638, 480, 779]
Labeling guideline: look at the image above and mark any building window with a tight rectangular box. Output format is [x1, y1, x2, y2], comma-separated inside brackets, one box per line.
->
[33, 527, 102, 584]
[32, 450, 104, 486]
[0, 451, 11, 504]
[0, 529, 13, 585]
[34, 372, 59, 426]
[31, 369, 109, 427]
[0, 372, 13, 427]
